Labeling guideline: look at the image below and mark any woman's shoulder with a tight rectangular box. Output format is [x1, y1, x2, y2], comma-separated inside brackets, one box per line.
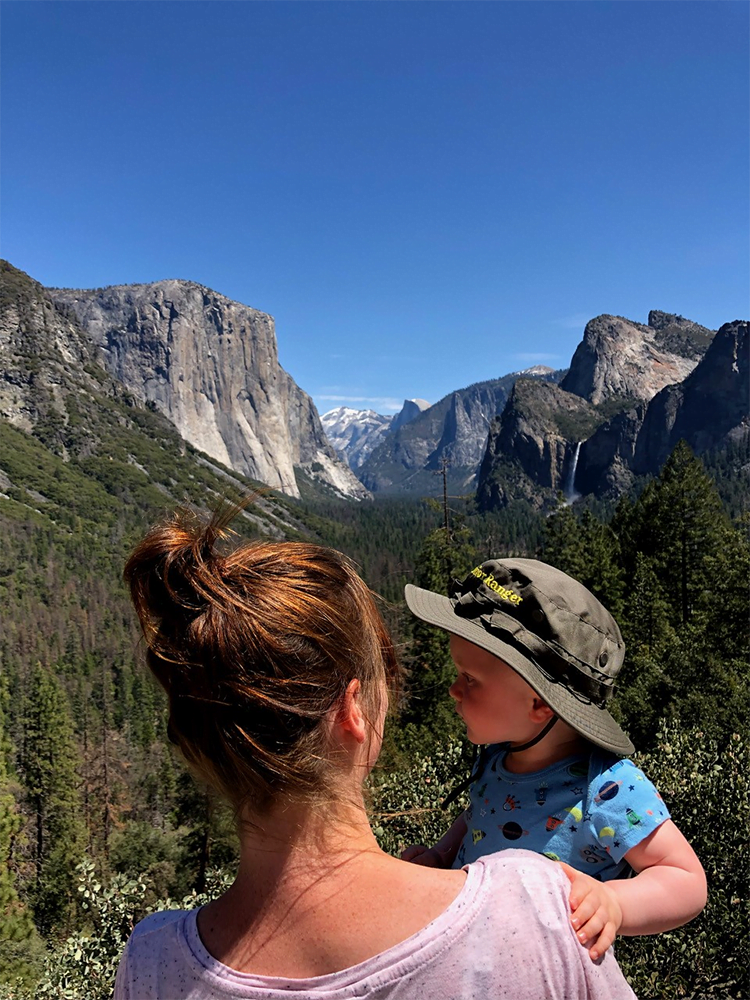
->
[469, 849, 570, 912]
[126, 907, 194, 949]
[473, 847, 566, 878]
[120, 908, 194, 970]
[114, 909, 201, 1000]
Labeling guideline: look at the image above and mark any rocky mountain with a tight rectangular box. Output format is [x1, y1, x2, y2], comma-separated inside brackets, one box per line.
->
[560, 311, 714, 405]
[476, 379, 600, 509]
[638, 319, 748, 462]
[477, 311, 748, 509]
[357, 367, 562, 496]
[0, 260, 317, 539]
[321, 407, 392, 469]
[321, 398, 430, 470]
[47, 279, 368, 500]
[0, 261, 110, 438]
[575, 320, 749, 496]
[389, 398, 431, 433]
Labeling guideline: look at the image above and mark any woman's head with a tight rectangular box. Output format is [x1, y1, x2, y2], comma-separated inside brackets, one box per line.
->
[124, 502, 401, 814]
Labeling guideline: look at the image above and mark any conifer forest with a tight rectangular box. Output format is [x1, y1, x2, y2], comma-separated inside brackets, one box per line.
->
[0, 423, 748, 998]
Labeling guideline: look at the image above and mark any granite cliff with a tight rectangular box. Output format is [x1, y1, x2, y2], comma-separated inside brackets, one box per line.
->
[48, 281, 368, 499]
[560, 311, 714, 405]
[574, 320, 749, 496]
[475, 379, 599, 509]
[634, 320, 748, 467]
[0, 261, 117, 438]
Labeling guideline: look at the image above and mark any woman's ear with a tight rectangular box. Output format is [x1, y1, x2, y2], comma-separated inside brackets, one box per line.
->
[529, 696, 555, 724]
[337, 678, 367, 744]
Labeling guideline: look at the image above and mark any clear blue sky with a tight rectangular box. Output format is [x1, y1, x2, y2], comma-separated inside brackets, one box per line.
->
[2, 1, 748, 414]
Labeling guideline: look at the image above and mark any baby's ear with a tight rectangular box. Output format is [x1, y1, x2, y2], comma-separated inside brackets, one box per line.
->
[529, 696, 555, 723]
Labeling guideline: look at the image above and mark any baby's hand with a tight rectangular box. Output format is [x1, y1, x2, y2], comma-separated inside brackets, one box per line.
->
[558, 862, 623, 961]
[401, 844, 445, 867]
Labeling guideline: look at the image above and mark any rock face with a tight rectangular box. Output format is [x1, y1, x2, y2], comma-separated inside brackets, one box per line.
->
[389, 398, 431, 433]
[0, 261, 114, 436]
[560, 312, 714, 405]
[477, 312, 747, 508]
[358, 368, 562, 495]
[48, 280, 368, 499]
[574, 321, 748, 495]
[634, 320, 749, 473]
[476, 379, 599, 509]
[572, 405, 648, 498]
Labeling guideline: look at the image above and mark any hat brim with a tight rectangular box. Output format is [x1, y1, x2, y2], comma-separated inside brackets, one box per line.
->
[405, 584, 634, 756]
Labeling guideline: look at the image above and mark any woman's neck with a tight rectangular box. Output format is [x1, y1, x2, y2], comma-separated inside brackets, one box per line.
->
[196, 791, 466, 979]
[243, 798, 379, 878]
[210, 791, 383, 918]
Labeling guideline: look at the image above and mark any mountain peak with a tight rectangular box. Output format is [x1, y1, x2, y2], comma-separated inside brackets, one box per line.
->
[560, 313, 714, 405]
[390, 398, 431, 433]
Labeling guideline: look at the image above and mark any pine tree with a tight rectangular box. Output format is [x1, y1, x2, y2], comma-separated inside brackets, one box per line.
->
[613, 441, 750, 745]
[399, 519, 477, 738]
[19, 663, 86, 935]
[543, 503, 624, 619]
[0, 678, 37, 980]
[623, 441, 730, 628]
[172, 771, 238, 896]
[541, 497, 587, 581]
[577, 510, 625, 620]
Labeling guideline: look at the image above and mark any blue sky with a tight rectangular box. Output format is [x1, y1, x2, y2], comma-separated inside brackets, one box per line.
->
[2, 1, 748, 415]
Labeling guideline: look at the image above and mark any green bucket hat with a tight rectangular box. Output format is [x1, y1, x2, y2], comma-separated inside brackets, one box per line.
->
[405, 558, 634, 755]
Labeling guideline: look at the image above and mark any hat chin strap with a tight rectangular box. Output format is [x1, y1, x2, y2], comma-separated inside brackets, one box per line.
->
[505, 715, 558, 755]
[441, 715, 560, 810]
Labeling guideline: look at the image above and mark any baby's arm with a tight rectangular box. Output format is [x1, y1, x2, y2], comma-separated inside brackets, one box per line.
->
[562, 819, 706, 959]
[401, 811, 468, 868]
[610, 818, 707, 933]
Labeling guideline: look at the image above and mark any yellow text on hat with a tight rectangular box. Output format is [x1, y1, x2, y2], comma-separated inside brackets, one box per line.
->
[471, 566, 523, 605]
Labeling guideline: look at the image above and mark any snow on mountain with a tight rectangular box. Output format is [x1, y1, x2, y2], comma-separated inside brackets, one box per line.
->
[321, 399, 432, 470]
[320, 407, 394, 470]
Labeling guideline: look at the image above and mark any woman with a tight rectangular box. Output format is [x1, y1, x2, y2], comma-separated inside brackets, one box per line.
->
[114, 503, 636, 999]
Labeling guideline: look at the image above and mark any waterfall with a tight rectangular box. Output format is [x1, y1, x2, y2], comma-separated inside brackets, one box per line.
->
[564, 441, 582, 504]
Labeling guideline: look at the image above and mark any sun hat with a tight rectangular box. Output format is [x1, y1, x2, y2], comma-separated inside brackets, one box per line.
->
[404, 558, 634, 755]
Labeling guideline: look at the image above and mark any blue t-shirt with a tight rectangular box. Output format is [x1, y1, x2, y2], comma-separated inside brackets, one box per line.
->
[454, 747, 670, 880]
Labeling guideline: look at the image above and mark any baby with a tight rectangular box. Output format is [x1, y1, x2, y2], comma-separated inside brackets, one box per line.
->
[403, 558, 707, 959]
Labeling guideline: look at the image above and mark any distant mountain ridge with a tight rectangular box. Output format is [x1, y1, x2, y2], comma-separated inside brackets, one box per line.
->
[356, 366, 564, 495]
[321, 398, 430, 470]
[6, 257, 742, 511]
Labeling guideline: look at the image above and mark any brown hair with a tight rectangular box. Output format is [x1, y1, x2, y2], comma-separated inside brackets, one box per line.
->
[124, 502, 402, 814]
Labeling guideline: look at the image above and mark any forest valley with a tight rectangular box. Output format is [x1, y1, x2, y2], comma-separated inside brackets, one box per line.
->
[0, 437, 748, 1000]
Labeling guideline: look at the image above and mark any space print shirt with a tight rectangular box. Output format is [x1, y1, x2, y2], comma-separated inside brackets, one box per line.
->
[454, 748, 670, 880]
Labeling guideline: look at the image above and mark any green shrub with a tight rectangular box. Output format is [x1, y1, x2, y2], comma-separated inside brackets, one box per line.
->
[369, 737, 469, 857]
[615, 724, 749, 999]
[0, 861, 232, 1000]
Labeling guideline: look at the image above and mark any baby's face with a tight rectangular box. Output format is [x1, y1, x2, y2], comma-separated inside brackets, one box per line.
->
[448, 635, 538, 746]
